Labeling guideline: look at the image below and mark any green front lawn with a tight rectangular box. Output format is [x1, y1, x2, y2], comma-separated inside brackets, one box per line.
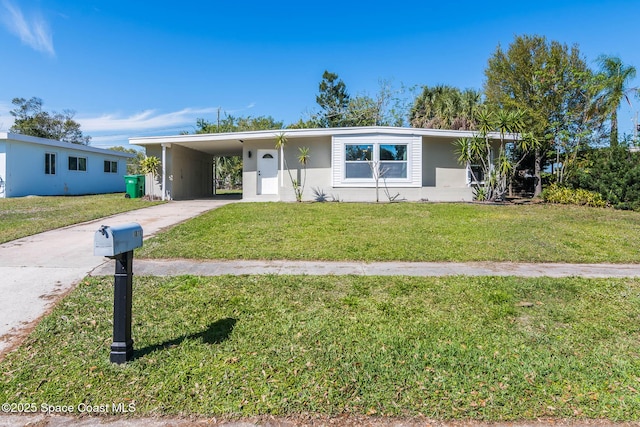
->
[1, 275, 638, 420]
[0, 193, 163, 244]
[138, 202, 640, 263]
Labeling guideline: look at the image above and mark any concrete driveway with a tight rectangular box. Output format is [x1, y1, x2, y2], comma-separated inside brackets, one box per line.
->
[0, 198, 234, 357]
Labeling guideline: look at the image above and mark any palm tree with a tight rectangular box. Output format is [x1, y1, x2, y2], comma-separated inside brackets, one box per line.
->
[410, 85, 482, 130]
[274, 132, 311, 202]
[594, 55, 637, 146]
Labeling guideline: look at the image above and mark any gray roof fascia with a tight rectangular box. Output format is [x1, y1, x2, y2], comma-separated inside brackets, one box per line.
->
[0, 132, 136, 158]
[129, 126, 520, 146]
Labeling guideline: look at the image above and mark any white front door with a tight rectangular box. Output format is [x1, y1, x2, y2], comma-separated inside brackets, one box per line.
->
[257, 149, 278, 195]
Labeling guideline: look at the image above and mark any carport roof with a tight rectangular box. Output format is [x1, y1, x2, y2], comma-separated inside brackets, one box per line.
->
[129, 126, 517, 156]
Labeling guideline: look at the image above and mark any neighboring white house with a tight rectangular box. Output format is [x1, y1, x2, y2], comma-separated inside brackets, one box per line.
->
[129, 126, 514, 202]
[0, 132, 135, 198]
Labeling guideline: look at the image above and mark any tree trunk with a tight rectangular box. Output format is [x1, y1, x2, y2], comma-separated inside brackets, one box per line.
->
[534, 148, 543, 197]
[610, 110, 618, 147]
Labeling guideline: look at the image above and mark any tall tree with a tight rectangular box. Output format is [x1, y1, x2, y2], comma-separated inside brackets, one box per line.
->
[484, 35, 593, 196]
[313, 72, 409, 128]
[315, 70, 351, 127]
[9, 97, 91, 144]
[410, 85, 482, 130]
[592, 55, 637, 146]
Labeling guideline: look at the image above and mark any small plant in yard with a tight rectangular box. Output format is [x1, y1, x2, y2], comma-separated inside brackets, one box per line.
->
[275, 132, 311, 202]
[542, 183, 607, 207]
[140, 156, 161, 197]
[367, 160, 401, 202]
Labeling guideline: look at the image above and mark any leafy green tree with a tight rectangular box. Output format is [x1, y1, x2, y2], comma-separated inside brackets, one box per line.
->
[410, 85, 482, 130]
[108, 146, 145, 175]
[592, 55, 637, 147]
[215, 156, 242, 189]
[484, 35, 593, 196]
[314, 72, 409, 127]
[567, 145, 640, 210]
[9, 97, 91, 144]
[193, 114, 283, 134]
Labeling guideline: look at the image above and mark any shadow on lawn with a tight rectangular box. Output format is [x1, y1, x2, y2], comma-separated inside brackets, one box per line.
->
[134, 317, 237, 359]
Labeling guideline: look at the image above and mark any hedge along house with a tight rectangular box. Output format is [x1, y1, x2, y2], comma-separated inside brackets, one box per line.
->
[129, 126, 514, 202]
[0, 132, 135, 198]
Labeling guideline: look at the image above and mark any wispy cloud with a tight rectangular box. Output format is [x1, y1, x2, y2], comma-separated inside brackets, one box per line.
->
[77, 107, 221, 134]
[3, 104, 257, 147]
[1, 0, 55, 57]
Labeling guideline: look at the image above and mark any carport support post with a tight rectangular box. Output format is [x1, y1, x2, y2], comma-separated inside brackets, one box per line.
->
[111, 250, 134, 364]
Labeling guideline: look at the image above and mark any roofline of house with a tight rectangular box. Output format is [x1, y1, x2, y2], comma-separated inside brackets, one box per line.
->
[0, 132, 136, 158]
[129, 126, 519, 146]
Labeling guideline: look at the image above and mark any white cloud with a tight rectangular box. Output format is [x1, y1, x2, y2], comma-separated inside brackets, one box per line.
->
[1, 0, 55, 57]
[77, 107, 221, 134]
[2, 103, 257, 147]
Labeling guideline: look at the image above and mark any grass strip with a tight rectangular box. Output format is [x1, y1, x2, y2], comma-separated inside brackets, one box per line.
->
[1, 275, 638, 420]
[0, 193, 163, 243]
[138, 202, 640, 263]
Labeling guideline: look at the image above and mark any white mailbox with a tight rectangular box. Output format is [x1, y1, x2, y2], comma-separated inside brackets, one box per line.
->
[94, 223, 143, 257]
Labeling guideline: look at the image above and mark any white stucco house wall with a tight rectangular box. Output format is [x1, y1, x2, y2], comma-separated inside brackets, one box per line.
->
[0, 132, 135, 198]
[129, 126, 513, 202]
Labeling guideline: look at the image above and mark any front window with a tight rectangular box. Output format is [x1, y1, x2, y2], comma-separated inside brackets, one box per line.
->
[345, 144, 373, 179]
[69, 156, 87, 171]
[379, 144, 407, 179]
[344, 143, 408, 180]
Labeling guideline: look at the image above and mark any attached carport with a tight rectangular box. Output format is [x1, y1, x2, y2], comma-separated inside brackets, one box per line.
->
[130, 133, 247, 200]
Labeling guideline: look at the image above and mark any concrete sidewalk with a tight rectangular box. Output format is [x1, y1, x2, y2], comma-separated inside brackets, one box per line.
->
[92, 259, 640, 278]
[0, 198, 233, 356]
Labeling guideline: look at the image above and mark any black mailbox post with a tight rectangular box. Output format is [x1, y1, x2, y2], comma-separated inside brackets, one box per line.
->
[94, 223, 143, 364]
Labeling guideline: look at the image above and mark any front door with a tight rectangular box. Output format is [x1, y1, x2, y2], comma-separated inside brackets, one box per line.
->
[257, 149, 278, 195]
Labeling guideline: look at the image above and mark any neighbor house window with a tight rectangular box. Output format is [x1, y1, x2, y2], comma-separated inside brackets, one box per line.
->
[45, 153, 56, 175]
[68, 156, 87, 171]
[104, 160, 118, 173]
[344, 143, 408, 180]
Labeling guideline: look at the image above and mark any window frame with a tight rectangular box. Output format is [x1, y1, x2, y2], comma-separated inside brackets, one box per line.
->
[45, 152, 56, 175]
[467, 163, 485, 185]
[344, 143, 374, 179]
[68, 156, 87, 172]
[343, 142, 409, 182]
[332, 134, 421, 188]
[104, 160, 118, 173]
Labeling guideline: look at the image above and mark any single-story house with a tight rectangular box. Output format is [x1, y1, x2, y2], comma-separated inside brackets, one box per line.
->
[0, 132, 135, 198]
[129, 126, 514, 202]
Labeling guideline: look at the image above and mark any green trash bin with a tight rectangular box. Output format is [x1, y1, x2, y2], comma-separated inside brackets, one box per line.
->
[124, 175, 145, 198]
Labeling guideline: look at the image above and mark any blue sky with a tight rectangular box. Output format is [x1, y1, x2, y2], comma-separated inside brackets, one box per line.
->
[0, 0, 638, 149]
